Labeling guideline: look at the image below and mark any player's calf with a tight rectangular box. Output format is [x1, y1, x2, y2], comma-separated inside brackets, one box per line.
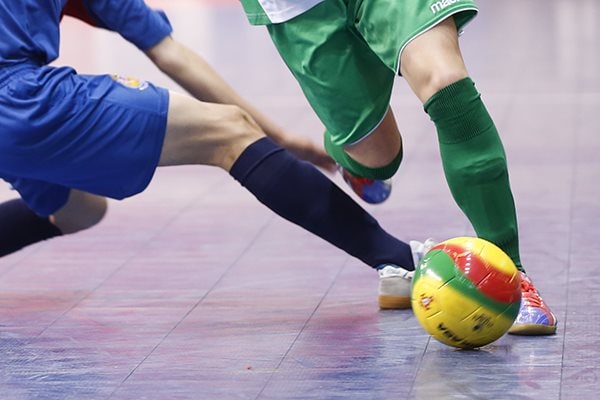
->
[52, 190, 107, 234]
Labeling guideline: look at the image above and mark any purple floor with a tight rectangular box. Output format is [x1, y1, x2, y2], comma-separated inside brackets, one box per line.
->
[1, 0, 599, 398]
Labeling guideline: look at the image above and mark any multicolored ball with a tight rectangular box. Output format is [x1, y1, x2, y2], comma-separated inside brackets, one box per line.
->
[411, 237, 521, 349]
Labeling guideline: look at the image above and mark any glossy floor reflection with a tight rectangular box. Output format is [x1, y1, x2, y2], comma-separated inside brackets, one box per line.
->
[1, 0, 599, 399]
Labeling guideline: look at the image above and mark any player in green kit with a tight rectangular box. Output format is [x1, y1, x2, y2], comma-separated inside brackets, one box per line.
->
[238, 0, 557, 335]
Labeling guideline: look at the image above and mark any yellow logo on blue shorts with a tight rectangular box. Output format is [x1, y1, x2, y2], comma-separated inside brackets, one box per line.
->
[111, 74, 149, 90]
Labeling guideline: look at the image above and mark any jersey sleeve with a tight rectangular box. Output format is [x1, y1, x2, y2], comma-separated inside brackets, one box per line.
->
[63, 0, 173, 50]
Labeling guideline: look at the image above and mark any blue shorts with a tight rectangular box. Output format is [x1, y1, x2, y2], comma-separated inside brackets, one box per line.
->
[0, 62, 169, 216]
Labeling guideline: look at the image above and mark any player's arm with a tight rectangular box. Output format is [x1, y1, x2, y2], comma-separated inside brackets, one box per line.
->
[62, 0, 334, 171]
[144, 36, 335, 172]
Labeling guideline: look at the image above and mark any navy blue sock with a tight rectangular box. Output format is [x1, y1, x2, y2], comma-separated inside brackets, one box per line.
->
[230, 137, 414, 270]
[0, 199, 62, 257]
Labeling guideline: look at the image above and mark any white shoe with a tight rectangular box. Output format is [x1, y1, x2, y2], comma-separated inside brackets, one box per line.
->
[378, 239, 436, 309]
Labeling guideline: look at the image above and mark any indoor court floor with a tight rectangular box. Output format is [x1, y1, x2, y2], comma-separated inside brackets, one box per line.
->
[1, 0, 599, 399]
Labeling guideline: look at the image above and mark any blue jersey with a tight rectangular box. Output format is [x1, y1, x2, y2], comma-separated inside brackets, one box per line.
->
[0, 0, 172, 66]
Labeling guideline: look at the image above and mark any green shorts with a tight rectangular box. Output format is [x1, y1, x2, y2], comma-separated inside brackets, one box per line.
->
[267, 0, 478, 146]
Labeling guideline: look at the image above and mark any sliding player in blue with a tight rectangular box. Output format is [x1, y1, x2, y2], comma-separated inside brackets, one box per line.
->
[238, 0, 557, 335]
[0, 0, 429, 310]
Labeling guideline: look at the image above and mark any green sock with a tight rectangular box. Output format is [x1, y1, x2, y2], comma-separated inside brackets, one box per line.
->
[424, 78, 523, 270]
[324, 133, 403, 180]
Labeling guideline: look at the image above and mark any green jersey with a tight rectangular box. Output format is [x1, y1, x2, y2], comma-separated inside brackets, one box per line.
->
[239, 0, 324, 24]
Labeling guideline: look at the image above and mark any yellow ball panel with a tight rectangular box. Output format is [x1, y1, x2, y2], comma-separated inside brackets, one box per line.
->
[478, 241, 519, 276]
[412, 275, 443, 317]
[412, 277, 515, 349]
[442, 236, 487, 254]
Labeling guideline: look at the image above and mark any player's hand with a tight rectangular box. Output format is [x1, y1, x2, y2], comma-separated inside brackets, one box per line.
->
[279, 136, 336, 173]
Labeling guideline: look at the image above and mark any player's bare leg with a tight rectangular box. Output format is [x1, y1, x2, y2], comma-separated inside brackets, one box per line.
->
[159, 92, 420, 299]
[400, 18, 469, 102]
[0, 190, 107, 257]
[343, 108, 402, 170]
[1, 92, 419, 283]
[159, 91, 263, 170]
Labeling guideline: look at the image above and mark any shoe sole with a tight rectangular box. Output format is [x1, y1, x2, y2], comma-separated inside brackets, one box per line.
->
[378, 295, 411, 310]
[507, 324, 557, 336]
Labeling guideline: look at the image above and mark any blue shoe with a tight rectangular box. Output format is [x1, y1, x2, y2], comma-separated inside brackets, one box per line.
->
[339, 167, 392, 204]
[508, 271, 557, 335]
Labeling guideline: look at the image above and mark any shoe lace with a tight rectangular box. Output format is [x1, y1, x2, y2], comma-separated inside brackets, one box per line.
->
[379, 265, 413, 280]
[520, 274, 544, 308]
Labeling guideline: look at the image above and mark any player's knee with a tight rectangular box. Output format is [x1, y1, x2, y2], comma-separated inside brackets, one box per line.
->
[428, 69, 469, 95]
[82, 197, 108, 230]
[163, 96, 264, 169]
[225, 105, 263, 143]
[201, 104, 263, 169]
[52, 193, 107, 234]
[402, 54, 468, 101]
[213, 105, 265, 169]
[67, 199, 107, 233]
[406, 65, 468, 102]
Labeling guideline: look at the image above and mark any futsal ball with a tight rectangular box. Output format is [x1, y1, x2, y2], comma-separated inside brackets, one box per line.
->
[411, 237, 521, 349]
